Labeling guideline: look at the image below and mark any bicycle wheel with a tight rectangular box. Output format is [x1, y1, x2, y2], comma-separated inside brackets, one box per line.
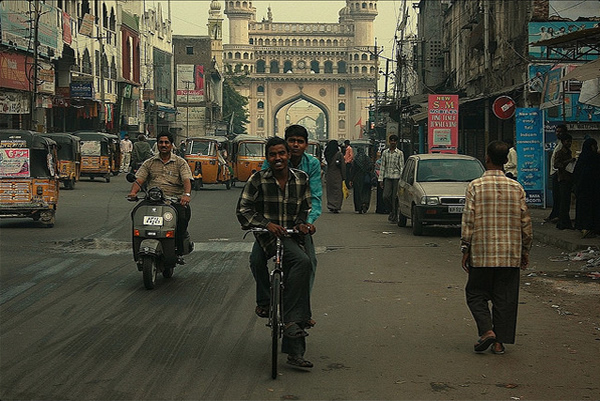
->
[270, 271, 282, 379]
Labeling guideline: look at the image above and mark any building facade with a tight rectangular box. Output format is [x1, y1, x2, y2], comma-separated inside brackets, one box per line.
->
[223, 0, 379, 140]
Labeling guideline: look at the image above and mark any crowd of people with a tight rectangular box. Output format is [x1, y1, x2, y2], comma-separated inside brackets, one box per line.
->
[545, 125, 600, 238]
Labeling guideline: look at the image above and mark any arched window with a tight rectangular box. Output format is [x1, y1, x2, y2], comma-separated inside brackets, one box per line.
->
[337, 61, 347, 74]
[270, 60, 279, 73]
[235, 52, 241, 59]
[249, 38, 254, 44]
[82, 49, 92, 74]
[228, 52, 233, 59]
[324, 60, 333, 73]
[338, 86, 346, 95]
[338, 102, 345, 111]
[258, 39, 263, 45]
[326, 39, 332, 46]
[319, 39, 325, 46]
[370, 66, 376, 74]
[256, 60, 266, 73]
[265, 39, 270, 46]
[310, 60, 319, 73]
[257, 85, 265, 93]
[284, 60, 293, 73]
[353, 54, 359, 61]
[278, 39, 284, 46]
[258, 118, 264, 128]
[354, 66, 359, 73]
[299, 39, 304, 46]
[361, 53, 368, 61]
[292, 39, 297, 46]
[333, 39, 338, 46]
[109, 7, 116, 31]
[362, 66, 367, 74]
[285, 39, 290, 46]
[257, 101, 264, 109]
[243, 52, 249, 59]
[312, 39, 318, 46]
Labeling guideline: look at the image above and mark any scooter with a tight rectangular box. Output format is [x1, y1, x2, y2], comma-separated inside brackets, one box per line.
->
[126, 174, 193, 289]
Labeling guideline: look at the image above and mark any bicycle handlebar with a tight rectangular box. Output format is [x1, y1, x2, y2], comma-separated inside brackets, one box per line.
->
[243, 227, 299, 239]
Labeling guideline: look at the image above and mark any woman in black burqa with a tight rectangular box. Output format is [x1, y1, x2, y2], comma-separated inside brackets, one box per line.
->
[349, 146, 374, 214]
[573, 137, 600, 238]
[324, 140, 345, 213]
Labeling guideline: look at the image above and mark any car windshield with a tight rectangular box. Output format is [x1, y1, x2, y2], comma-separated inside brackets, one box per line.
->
[416, 159, 484, 182]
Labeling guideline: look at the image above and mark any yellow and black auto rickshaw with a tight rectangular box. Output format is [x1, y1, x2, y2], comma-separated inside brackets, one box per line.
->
[75, 131, 121, 182]
[0, 129, 60, 227]
[42, 133, 81, 190]
[231, 135, 266, 186]
[185, 136, 232, 190]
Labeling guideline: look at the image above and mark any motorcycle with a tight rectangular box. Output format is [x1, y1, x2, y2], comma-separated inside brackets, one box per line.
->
[126, 173, 193, 289]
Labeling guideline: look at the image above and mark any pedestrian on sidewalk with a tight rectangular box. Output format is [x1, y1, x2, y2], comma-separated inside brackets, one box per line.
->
[554, 133, 576, 230]
[461, 141, 533, 355]
[545, 125, 567, 223]
[378, 135, 404, 223]
[120, 133, 133, 173]
[503, 138, 518, 180]
[573, 137, 600, 238]
[324, 140, 345, 213]
[349, 146, 374, 214]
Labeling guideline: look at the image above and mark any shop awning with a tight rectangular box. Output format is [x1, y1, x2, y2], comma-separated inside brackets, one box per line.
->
[561, 58, 600, 82]
[157, 105, 177, 114]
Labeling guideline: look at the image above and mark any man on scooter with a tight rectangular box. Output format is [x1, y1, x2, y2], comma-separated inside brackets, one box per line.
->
[127, 131, 193, 264]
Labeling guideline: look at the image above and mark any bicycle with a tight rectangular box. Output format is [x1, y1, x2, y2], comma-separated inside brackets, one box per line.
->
[244, 227, 297, 379]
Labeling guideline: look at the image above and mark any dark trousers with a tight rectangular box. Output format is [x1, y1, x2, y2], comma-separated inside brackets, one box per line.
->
[382, 178, 399, 219]
[172, 203, 191, 255]
[249, 237, 312, 356]
[557, 180, 573, 229]
[548, 173, 560, 219]
[465, 267, 520, 344]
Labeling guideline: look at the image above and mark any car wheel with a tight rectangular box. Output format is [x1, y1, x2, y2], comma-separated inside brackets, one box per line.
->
[397, 211, 407, 227]
[411, 206, 423, 236]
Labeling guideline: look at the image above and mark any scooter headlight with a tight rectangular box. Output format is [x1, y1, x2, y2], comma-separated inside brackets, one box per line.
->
[148, 187, 164, 202]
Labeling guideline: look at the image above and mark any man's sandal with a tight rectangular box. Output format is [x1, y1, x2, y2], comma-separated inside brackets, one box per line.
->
[255, 305, 269, 318]
[283, 323, 308, 338]
[287, 355, 313, 368]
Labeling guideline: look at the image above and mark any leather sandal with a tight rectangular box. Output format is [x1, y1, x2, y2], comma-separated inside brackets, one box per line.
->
[255, 305, 269, 318]
[287, 355, 313, 368]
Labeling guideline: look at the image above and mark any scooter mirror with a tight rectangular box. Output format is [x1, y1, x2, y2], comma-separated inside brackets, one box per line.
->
[126, 172, 137, 183]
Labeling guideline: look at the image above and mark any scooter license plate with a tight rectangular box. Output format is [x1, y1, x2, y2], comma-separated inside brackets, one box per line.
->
[143, 216, 163, 226]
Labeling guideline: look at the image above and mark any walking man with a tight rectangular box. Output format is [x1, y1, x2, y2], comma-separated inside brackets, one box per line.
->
[378, 134, 404, 223]
[461, 141, 533, 354]
[545, 125, 567, 222]
[553, 133, 576, 230]
[120, 133, 133, 173]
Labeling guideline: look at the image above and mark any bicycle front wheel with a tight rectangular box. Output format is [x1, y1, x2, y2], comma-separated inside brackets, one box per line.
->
[270, 271, 282, 379]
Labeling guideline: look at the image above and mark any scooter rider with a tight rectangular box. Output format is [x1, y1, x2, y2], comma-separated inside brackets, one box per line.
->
[127, 131, 193, 264]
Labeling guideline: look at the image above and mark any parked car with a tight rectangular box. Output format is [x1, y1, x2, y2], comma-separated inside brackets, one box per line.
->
[397, 154, 485, 235]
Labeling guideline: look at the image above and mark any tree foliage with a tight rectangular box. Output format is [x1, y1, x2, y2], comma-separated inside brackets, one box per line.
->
[222, 67, 250, 135]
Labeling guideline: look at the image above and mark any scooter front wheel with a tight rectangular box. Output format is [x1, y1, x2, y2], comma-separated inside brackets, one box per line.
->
[142, 256, 158, 289]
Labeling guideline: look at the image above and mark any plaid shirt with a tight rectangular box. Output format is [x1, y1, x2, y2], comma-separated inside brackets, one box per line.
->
[136, 154, 192, 197]
[236, 167, 311, 257]
[461, 170, 533, 268]
[379, 147, 404, 181]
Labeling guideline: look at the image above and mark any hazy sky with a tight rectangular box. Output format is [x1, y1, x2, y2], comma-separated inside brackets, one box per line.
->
[149, 0, 415, 62]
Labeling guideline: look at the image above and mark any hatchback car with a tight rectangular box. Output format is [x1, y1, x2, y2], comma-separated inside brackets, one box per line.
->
[397, 154, 485, 235]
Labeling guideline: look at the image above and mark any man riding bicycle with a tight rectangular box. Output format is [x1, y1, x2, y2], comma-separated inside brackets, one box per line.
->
[236, 136, 315, 368]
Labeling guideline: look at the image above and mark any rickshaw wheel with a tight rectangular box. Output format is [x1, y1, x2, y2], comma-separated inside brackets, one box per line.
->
[105, 175, 111, 183]
[64, 178, 75, 190]
[226, 179, 231, 190]
[193, 179, 203, 191]
[90, 176, 95, 181]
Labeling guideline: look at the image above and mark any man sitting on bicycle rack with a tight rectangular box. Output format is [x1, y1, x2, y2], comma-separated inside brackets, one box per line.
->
[237, 136, 315, 368]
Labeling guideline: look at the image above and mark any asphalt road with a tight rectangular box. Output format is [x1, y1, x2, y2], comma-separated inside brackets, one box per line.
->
[1, 176, 598, 400]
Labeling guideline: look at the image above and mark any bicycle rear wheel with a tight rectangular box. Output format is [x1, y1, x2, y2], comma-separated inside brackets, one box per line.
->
[270, 271, 282, 379]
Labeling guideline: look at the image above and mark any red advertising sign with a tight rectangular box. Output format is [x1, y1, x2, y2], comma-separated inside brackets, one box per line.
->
[0, 148, 30, 178]
[0, 52, 32, 91]
[492, 95, 516, 119]
[428, 95, 459, 154]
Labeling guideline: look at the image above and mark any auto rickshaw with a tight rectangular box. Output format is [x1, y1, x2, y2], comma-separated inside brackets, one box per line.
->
[42, 133, 81, 190]
[0, 129, 60, 227]
[231, 135, 266, 185]
[185, 136, 232, 190]
[75, 131, 121, 182]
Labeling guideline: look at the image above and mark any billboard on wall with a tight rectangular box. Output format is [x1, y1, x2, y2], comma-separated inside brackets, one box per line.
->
[0, 1, 59, 58]
[427, 95, 459, 154]
[176, 65, 205, 103]
[528, 21, 598, 60]
[516, 108, 544, 206]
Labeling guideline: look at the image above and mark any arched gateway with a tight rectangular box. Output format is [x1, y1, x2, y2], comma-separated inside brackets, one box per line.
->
[222, 0, 379, 140]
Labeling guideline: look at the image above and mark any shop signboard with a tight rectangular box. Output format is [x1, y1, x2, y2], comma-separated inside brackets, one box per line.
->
[70, 82, 94, 99]
[427, 94, 459, 154]
[0, 92, 30, 114]
[516, 108, 544, 206]
[0, 52, 31, 91]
